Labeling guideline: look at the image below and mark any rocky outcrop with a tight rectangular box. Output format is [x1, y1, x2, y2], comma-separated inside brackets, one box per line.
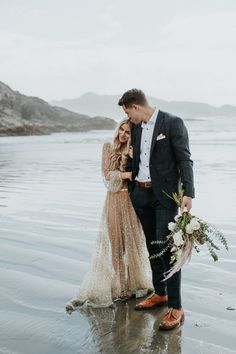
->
[0, 82, 116, 136]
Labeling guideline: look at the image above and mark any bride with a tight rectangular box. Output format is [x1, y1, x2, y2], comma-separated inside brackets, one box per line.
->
[66, 118, 152, 311]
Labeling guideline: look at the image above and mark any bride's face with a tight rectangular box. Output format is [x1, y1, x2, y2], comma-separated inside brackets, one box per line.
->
[118, 123, 130, 144]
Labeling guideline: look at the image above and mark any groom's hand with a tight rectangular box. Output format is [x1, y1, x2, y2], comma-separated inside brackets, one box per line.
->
[181, 196, 192, 212]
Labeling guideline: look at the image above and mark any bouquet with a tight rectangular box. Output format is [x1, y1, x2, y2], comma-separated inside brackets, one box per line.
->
[150, 188, 228, 281]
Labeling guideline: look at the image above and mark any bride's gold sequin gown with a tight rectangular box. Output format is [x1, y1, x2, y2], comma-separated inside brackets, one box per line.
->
[67, 142, 152, 308]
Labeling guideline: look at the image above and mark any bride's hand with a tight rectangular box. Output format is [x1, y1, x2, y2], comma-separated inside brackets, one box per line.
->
[120, 172, 132, 181]
[128, 146, 133, 159]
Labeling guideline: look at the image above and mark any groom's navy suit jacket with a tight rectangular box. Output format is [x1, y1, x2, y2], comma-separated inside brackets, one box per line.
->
[128, 110, 195, 210]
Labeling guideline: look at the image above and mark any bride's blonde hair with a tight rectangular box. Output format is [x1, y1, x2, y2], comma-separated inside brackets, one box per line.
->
[110, 118, 133, 172]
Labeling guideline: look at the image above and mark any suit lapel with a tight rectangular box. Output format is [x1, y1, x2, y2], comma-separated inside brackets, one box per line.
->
[150, 110, 165, 157]
[134, 123, 142, 164]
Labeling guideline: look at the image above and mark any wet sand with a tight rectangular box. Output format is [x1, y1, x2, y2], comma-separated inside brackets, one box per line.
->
[0, 118, 236, 353]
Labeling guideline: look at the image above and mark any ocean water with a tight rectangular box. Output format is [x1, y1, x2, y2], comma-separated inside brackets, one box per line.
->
[0, 116, 236, 354]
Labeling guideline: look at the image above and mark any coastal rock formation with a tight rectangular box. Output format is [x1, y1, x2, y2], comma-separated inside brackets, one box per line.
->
[0, 82, 116, 136]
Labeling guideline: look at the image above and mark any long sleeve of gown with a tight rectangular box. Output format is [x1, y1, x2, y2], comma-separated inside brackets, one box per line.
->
[102, 142, 124, 192]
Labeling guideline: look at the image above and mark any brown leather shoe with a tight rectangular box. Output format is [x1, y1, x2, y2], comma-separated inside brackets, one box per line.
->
[159, 307, 184, 330]
[134, 293, 168, 311]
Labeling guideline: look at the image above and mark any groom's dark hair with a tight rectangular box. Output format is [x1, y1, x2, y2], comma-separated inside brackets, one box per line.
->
[118, 89, 147, 108]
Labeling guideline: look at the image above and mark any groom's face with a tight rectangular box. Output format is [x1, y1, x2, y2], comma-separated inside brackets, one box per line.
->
[123, 105, 143, 124]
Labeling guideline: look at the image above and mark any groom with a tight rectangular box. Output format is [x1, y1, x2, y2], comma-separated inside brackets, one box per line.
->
[118, 89, 194, 330]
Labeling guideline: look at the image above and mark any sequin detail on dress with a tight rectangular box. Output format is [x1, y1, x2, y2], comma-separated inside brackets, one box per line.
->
[66, 142, 153, 308]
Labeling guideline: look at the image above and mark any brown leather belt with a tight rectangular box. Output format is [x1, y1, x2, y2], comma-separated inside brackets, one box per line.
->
[136, 181, 152, 188]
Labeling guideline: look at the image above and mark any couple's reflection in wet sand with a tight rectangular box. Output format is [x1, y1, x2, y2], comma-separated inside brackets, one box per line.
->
[72, 298, 182, 354]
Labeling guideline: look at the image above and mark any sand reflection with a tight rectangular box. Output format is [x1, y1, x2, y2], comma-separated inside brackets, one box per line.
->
[72, 299, 182, 354]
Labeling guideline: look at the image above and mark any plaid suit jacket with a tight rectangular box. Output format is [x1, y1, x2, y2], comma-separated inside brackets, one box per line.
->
[127, 110, 195, 210]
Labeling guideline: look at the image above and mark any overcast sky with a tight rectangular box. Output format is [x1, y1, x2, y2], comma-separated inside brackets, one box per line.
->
[0, 0, 236, 105]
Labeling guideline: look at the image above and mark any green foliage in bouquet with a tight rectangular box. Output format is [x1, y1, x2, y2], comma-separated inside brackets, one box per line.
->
[149, 187, 228, 280]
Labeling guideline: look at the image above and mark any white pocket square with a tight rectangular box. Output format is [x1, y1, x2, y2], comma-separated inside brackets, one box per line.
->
[156, 134, 166, 141]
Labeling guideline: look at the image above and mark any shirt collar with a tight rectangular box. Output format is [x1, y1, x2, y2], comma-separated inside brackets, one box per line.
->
[141, 107, 159, 128]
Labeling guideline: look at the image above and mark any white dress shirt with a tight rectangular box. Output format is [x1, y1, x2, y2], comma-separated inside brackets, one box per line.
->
[136, 107, 159, 182]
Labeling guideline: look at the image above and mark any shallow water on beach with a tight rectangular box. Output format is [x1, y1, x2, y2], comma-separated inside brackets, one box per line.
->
[0, 116, 236, 354]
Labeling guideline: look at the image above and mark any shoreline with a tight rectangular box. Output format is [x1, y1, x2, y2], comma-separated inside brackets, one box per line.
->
[0, 125, 114, 137]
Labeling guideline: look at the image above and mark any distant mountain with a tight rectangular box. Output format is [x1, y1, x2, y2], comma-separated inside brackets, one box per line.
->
[51, 93, 236, 120]
[0, 82, 116, 136]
